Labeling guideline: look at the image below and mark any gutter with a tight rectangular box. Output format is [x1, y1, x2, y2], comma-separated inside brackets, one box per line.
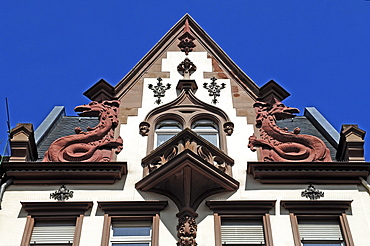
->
[360, 177, 370, 194]
[0, 178, 13, 209]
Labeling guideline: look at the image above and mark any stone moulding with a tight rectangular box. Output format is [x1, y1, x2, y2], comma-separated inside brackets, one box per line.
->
[281, 200, 352, 215]
[247, 161, 370, 184]
[248, 99, 332, 162]
[43, 100, 123, 162]
[21, 201, 93, 217]
[3, 162, 127, 184]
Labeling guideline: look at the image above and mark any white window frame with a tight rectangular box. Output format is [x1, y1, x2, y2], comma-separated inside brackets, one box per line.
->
[155, 120, 182, 147]
[109, 221, 152, 246]
[191, 120, 219, 147]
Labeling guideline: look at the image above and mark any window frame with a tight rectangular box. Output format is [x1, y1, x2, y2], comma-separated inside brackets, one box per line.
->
[109, 218, 153, 246]
[206, 200, 276, 246]
[98, 201, 168, 246]
[155, 119, 183, 147]
[20, 201, 93, 246]
[191, 119, 219, 147]
[281, 200, 354, 246]
[140, 91, 234, 155]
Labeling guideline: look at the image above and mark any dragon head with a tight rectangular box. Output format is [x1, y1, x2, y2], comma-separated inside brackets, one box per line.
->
[269, 100, 299, 120]
[254, 99, 299, 123]
[75, 100, 120, 117]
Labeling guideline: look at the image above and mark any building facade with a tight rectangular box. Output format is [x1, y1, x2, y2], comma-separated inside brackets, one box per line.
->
[1, 14, 370, 246]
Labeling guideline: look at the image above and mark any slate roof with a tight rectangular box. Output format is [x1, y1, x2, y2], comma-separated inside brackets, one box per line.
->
[276, 116, 337, 161]
[36, 116, 99, 161]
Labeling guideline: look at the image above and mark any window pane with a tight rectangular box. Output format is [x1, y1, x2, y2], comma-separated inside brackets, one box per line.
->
[113, 226, 151, 237]
[157, 134, 175, 146]
[156, 120, 182, 130]
[199, 134, 218, 146]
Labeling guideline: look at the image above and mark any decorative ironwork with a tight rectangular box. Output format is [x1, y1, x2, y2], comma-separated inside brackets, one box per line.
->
[50, 184, 74, 201]
[148, 77, 171, 104]
[177, 215, 197, 246]
[177, 58, 197, 80]
[203, 77, 226, 104]
[301, 184, 324, 200]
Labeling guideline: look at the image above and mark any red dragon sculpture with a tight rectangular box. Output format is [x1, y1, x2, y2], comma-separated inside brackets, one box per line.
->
[43, 100, 123, 162]
[248, 99, 331, 162]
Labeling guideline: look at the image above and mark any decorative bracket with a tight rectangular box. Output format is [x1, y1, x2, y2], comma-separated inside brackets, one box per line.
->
[50, 184, 74, 201]
[148, 77, 171, 104]
[301, 184, 324, 200]
[203, 77, 226, 104]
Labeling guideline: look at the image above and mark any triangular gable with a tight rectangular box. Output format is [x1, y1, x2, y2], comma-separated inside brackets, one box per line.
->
[113, 14, 260, 100]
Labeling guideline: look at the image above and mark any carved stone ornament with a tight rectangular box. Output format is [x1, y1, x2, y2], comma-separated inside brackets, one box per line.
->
[178, 19, 196, 55]
[148, 77, 171, 104]
[43, 100, 123, 162]
[177, 215, 197, 246]
[177, 58, 197, 80]
[301, 184, 324, 200]
[248, 99, 332, 162]
[139, 121, 150, 136]
[50, 184, 74, 201]
[203, 77, 226, 104]
[143, 129, 233, 174]
[223, 121, 234, 136]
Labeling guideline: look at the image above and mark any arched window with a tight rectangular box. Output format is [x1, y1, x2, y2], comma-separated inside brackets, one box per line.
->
[155, 120, 182, 147]
[191, 119, 219, 147]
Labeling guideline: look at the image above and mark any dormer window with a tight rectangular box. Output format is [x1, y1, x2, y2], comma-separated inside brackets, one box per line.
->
[155, 120, 182, 146]
[192, 120, 219, 147]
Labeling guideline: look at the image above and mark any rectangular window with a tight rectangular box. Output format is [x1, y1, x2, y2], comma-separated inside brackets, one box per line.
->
[29, 221, 75, 245]
[221, 218, 265, 246]
[299, 220, 344, 246]
[110, 221, 152, 246]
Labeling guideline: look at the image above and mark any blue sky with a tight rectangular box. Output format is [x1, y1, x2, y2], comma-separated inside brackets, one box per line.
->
[1, 1, 369, 160]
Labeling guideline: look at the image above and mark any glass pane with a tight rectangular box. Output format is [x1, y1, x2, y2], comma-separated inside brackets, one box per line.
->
[113, 226, 151, 237]
[156, 120, 182, 130]
[192, 120, 217, 130]
[157, 134, 175, 146]
[199, 134, 218, 146]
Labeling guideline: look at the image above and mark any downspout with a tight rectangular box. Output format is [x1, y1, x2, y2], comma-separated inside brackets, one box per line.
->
[360, 177, 370, 195]
[0, 178, 13, 209]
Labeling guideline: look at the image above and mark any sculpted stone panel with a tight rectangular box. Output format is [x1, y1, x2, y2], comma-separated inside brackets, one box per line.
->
[248, 99, 331, 162]
[43, 100, 123, 162]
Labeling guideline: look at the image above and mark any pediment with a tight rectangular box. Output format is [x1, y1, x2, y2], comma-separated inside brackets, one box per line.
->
[108, 14, 261, 101]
